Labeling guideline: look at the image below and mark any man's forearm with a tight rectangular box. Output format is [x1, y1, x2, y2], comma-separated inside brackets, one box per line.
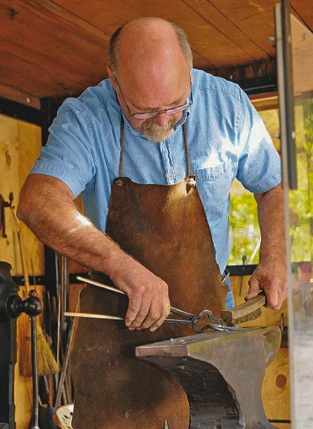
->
[17, 174, 124, 278]
[255, 183, 286, 264]
[247, 183, 287, 309]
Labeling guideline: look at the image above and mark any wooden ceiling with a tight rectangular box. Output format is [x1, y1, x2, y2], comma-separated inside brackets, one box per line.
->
[0, 0, 312, 106]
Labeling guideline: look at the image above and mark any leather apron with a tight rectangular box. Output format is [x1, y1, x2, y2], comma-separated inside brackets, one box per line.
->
[71, 119, 228, 429]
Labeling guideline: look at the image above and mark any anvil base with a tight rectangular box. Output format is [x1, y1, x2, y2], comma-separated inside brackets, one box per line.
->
[136, 327, 281, 429]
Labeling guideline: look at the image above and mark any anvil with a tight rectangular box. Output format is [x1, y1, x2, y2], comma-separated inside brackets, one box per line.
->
[136, 327, 281, 429]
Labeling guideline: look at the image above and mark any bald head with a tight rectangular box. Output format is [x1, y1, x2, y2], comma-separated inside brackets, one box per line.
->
[109, 18, 192, 79]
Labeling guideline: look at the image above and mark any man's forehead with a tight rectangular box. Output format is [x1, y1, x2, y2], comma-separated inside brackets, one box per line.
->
[118, 50, 189, 90]
[129, 90, 188, 112]
[118, 69, 190, 111]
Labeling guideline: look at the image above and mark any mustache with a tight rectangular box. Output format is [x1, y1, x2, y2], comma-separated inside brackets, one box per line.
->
[140, 118, 177, 142]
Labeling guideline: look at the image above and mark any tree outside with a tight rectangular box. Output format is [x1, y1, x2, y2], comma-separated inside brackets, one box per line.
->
[228, 99, 313, 266]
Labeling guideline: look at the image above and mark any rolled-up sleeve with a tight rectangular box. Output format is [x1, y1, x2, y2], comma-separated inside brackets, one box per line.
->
[236, 90, 281, 194]
[31, 99, 96, 198]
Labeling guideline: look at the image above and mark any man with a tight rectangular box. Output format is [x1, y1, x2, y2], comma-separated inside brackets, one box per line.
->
[18, 17, 286, 427]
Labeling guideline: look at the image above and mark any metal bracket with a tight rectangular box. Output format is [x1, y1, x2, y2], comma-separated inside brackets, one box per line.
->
[0, 193, 13, 239]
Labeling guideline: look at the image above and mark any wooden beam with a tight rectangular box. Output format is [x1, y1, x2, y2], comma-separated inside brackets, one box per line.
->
[183, 0, 267, 60]
[208, 0, 277, 57]
[291, 0, 313, 31]
[51, 0, 141, 35]
[0, 0, 108, 97]
[30, 0, 110, 43]
[0, 84, 40, 109]
[206, 58, 277, 94]
[291, 14, 313, 96]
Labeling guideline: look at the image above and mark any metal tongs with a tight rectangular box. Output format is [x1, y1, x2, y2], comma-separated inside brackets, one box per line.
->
[64, 276, 237, 333]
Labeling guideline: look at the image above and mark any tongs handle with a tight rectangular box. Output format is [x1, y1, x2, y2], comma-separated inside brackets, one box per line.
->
[77, 276, 195, 319]
[77, 276, 125, 295]
[168, 306, 195, 319]
[75, 276, 235, 332]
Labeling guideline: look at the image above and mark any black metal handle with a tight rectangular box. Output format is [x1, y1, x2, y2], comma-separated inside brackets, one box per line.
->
[7, 290, 42, 319]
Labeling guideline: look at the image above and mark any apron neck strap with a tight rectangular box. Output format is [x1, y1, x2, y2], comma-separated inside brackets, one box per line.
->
[182, 121, 191, 177]
[119, 117, 125, 178]
[119, 116, 192, 177]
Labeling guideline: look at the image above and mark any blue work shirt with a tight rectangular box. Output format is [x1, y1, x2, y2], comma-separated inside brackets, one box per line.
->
[31, 68, 281, 275]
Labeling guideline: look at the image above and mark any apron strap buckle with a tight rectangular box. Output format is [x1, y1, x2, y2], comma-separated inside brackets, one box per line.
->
[186, 175, 196, 191]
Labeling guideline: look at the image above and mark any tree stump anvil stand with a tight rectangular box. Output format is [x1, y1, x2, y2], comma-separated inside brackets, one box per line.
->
[136, 326, 281, 429]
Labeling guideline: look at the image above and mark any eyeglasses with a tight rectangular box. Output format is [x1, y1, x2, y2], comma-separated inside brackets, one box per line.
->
[115, 78, 193, 120]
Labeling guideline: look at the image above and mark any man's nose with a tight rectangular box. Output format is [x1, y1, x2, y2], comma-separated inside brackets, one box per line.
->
[151, 113, 171, 127]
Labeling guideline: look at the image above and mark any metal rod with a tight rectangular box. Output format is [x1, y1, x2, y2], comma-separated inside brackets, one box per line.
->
[169, 306, 195, 319]
[55, 301, 78, 407]
[76, 276, 125, 295]
[64, 311, 199, 327]
[30, 316, 40, 429]
[64, 312, 124, 320]
[61, 255, 68, 331]
[55, 252, 61, 398]
[55, 252, 61, 367]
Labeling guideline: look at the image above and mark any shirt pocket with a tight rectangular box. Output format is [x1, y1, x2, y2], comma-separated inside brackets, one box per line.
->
[195, 162, 233, 227]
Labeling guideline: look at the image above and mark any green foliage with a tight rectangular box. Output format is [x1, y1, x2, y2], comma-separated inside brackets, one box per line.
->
[229, 99, 313, 266]
[289, 99, 313, 262]
[229, 192, 260, 265]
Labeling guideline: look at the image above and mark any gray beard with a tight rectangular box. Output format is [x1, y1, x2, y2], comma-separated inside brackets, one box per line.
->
[140, 118, 176, 143]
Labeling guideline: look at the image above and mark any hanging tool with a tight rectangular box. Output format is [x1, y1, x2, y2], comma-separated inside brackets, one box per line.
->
[55, 404, 74, 429]
[0, 270, 43, 428]
[54, 294, 80, 408]
[0, 192, 13, 238]
[64, 276, 266, 330]
[10, 207, 59, 376]
[29, 290, 43, 429]
[60, 255, 68, 333]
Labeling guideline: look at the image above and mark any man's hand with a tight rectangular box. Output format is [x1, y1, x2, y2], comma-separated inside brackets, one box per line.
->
[245, 258, 287, 310]
[250, 184, 287, 310]
[109, 254, 171, 332]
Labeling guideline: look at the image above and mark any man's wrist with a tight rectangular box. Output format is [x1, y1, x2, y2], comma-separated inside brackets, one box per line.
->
[103, 238, 131, 282]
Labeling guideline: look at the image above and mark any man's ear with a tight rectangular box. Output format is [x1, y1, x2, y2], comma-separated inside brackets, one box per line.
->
[106, 66, 117, 90]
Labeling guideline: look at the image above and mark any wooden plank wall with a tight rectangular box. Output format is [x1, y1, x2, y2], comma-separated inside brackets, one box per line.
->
[0, 113, 43, 275]
[0, 113, 43, 429]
